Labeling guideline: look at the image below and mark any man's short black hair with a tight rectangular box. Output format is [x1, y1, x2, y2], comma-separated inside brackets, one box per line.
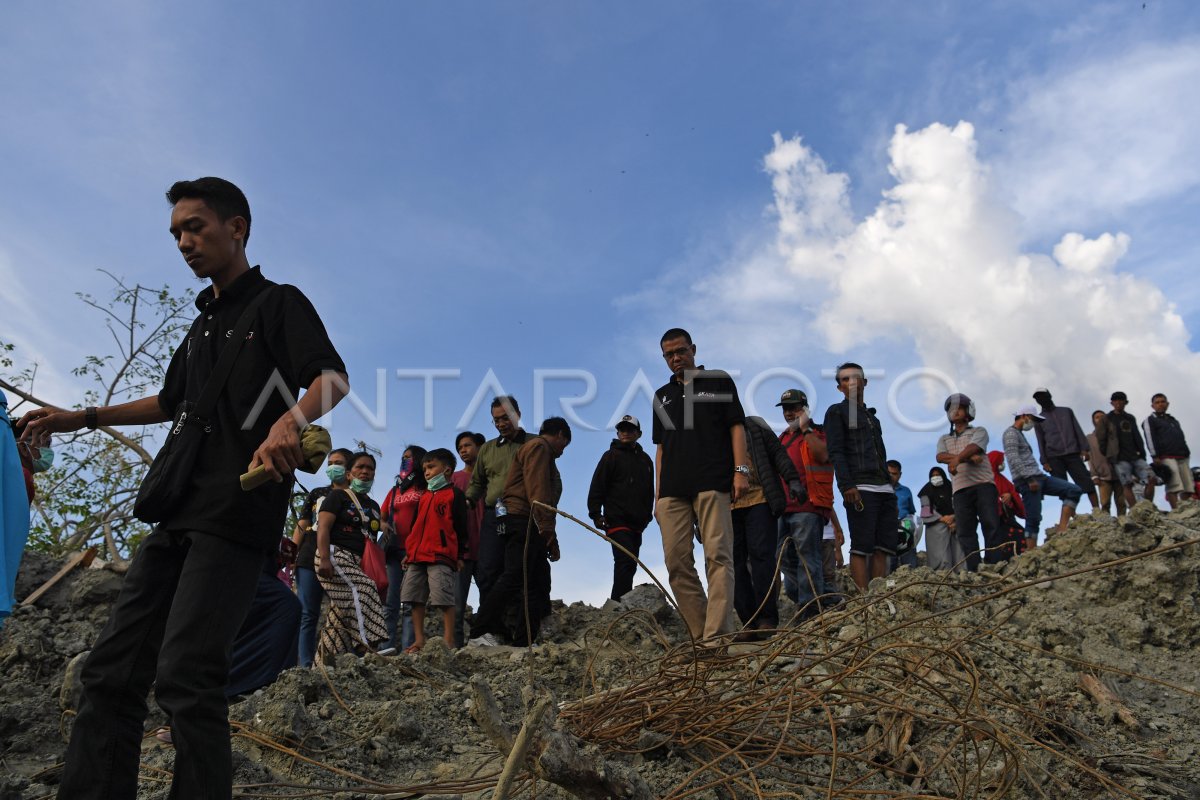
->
[165, 177, 252, 243]
[539, 416, 572, 442]
[660, 328, 693, 346]
[835, 362, 864, 376]
[329, 447, 355, 464]
[455, 431, 486, 449]
[1152, 393, 1167, 402]
[423, 447, 457, 472]
[886, 460, 902, 472]
[491, 395, 520, 415]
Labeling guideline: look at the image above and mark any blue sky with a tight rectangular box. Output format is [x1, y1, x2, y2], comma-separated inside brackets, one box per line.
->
[3, 2, 1199, 605]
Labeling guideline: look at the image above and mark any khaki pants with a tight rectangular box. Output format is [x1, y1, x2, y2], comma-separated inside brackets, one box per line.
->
[655, 491, 735, 640]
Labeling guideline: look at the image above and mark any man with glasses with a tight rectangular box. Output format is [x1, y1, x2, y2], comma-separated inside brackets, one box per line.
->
[465, 396, 535, 605]
[652, 328, 749, 642]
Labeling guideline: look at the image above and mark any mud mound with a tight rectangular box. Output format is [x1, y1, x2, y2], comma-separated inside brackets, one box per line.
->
[2, 504, 1199, 799]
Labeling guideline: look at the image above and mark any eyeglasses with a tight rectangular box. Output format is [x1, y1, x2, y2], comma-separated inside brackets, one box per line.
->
[662, 346, 692, 360]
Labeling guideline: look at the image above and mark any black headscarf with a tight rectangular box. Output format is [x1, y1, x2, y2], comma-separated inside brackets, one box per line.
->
[918, 467, 954, 517]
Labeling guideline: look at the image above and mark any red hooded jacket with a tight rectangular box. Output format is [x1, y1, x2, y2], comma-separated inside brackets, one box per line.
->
[989, 450, 1025, 519]
[405, 484, 469, 568]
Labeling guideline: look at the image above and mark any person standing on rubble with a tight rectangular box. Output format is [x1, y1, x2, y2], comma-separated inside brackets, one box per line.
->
[18, 178, 347, 800]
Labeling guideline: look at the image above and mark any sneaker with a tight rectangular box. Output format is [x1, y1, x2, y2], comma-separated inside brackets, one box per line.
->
[468, 633, 500, 647]
[376, 646, 397, 656]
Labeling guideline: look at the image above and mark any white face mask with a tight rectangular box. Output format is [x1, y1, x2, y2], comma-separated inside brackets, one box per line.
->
[930, 475, 945, 487]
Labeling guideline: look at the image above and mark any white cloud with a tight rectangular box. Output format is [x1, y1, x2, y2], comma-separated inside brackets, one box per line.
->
[997, 38, 1200, 233]
[1053, 231, 1129, 274]
[635, 119, 1200, 434]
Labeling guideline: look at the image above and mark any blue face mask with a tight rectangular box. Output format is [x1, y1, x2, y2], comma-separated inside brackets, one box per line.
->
[426, 473, 448, 492]
[31, 447, 54, 473]
[351, 478, 374, 494]
[326, 464, 347, 484]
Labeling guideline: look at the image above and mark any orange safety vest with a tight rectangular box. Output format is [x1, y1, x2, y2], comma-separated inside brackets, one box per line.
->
[786, 429, 834, 510]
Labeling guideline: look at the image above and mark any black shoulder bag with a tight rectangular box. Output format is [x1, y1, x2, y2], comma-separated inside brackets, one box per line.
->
[133, 287, 275, 524]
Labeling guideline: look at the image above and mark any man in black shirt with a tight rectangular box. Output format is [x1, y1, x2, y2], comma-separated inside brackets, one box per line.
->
[651, 328, 749, 641]
[823, 362, 897, 590]
[19, 178, 348, 800]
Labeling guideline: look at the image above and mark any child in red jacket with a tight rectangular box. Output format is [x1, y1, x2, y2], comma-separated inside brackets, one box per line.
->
[402, 448, 468, 652]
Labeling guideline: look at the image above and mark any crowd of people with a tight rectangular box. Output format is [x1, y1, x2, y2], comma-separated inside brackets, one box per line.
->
[1, 177, 1194, 800]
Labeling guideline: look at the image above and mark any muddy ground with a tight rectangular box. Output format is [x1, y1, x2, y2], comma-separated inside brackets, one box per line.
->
[2, 503, 1199, 799]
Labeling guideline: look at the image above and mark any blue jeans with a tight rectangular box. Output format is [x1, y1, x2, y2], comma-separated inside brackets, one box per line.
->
[295, 566, 324, 668]
[1014, 473, 1082, 542]
[778, 512, 825, 618]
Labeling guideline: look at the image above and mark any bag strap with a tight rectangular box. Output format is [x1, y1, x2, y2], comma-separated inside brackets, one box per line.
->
[340, 488, 375, 540]
[192, 286, 277, 419]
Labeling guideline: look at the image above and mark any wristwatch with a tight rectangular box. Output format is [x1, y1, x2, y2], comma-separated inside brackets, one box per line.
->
[84, 406, 99, 430]
[734, 465, 751, 476]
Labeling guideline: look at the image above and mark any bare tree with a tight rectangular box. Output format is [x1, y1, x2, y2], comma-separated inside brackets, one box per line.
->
[1, 271, 194, 567]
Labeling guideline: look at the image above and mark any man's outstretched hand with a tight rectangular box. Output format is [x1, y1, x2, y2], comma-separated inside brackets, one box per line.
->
[248, 415, 305, 483]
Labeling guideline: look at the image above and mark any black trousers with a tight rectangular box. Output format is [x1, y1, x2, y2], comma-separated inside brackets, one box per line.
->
[952, 483, 1003, 572]
[475, 507, 505, 605]
[731, 503, 779, 628]
[606, 526, 642, 601]
[57, 528, 263, 800]
[1045, 454, 1094, 497]
[471, 516, 550, 646]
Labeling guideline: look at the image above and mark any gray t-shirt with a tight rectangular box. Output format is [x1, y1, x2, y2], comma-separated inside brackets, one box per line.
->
[936, 426, 992, 493]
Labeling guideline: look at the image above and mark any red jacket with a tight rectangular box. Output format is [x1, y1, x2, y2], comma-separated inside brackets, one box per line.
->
[405, 485, 469, 568]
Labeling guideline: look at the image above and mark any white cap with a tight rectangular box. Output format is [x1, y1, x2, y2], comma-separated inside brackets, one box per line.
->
[1014, 404, 1045, 421]
[616, 414, 641, 431]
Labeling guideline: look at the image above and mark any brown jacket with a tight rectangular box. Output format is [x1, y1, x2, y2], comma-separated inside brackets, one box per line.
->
[502, 437, 562, 541]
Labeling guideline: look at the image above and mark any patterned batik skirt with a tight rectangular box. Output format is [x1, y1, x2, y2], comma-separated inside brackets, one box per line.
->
[315, 545, 388, 659]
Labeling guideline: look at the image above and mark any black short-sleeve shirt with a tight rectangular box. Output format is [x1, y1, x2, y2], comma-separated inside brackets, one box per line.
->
[156, 266, 346, 551]
[296, 485, 333, 570]
[652, 367, 745, 498]
[317, 489, 381, 558]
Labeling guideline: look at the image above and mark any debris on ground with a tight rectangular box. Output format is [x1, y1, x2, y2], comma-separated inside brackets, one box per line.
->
[2, 502, 1198, 798]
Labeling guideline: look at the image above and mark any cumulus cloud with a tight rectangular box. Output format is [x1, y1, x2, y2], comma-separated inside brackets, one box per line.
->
[644, 119, 1200, 433]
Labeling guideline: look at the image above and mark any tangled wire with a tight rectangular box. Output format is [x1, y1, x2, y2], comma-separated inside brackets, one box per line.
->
[32, 512, 1196, 799]
[553, 510, 1200, 800]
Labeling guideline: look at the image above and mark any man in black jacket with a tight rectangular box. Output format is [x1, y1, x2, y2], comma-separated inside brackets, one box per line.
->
[1106, 391, 1156, 507]
[731, 416, 803, 635]
[587, 415, 655, 602]
[823, 362, 896, 591]
[1142, 393, 1194, 508]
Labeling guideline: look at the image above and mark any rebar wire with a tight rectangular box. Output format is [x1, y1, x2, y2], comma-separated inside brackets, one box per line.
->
[542, 502, 1199, 800]
[65, 509, 1190, 800]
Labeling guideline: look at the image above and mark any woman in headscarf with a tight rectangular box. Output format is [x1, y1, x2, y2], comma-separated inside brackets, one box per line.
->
[315, 451, 388, 660]
[989, 450, 1028, 557]
[918, 466, 964, 571]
